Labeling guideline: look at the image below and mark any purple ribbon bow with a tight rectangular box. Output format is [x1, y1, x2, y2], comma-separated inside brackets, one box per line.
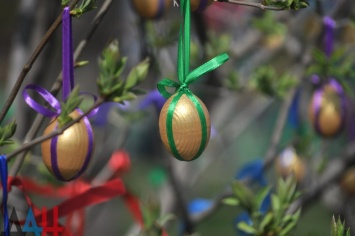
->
[22, 7, 96, 181]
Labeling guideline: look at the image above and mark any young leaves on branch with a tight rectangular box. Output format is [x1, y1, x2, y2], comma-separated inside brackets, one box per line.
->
[264, 0, 309, 10]
[249, 66, 298, 98]
[137, 198, 174, 236]
[70, 0, 97, 17]
[331, 216, 350, 236]
[225, 177, 302, 236]
[57, 86, 83, 127]
[97, 40, 150, 103]
[307, 48, 355, 81]
[0, 120, 17, 147]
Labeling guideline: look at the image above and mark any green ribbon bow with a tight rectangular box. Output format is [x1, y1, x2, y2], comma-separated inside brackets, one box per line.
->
[157, 0, 229, 161]
[157, 0, 229, 98]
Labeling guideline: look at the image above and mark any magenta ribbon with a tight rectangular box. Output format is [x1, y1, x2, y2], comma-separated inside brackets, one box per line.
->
[312, 79, 346, 136]
[22, 7, 96, 181]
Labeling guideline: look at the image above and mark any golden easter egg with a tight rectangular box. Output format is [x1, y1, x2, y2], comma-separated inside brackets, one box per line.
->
[275, 147, 305, 182]
[190, 0, 214, 11]
[340, 167, 355, 196]
[308, 84, 344, 137]
[131, 0, 171, 19]
[41, 110, 94, 181]
[159, 92, 211, 161]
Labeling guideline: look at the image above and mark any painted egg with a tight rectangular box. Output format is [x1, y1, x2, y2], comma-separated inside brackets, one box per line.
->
[41, 110, 94, 181]
[308, 80, 346, 137]
[275, 147, 305, 182]
[159, 91, 210, 161]
[340, 167, 355, 196]
[131, 0, 171, 20]
[190, 0, 214, 12]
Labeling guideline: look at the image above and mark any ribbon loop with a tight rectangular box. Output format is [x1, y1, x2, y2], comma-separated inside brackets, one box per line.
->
[22, 84, 62, 118]
[185, 53, 229, 84]
[0, 155, 9, 236]
[157, 79, 181, 99]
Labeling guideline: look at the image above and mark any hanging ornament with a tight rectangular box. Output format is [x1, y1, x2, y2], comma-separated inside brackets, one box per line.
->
[159, 91, 210, 161]
[131, 0, 171, 20]
[308, 17, 347, 138]
[41, 110, 93, 180]
[275, 147, 305, 182]
[157, 0, 229, 161]
[308, 79, 346, 137]
[340, 167, 355, 196]
[22, 7, 96, 181]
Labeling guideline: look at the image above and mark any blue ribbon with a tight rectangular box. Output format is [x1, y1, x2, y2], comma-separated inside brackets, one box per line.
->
[0, 155, 9, 236]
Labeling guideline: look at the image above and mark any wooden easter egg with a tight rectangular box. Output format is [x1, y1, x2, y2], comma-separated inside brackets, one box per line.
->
[190, 0, 214, 11]
[131, 0, 171, 20]
[159, 91, 210, 161]
[41, 110, 94, 181]
[340, 167, 355, 196]
[275, 147, 305, 182]
[308, 82, 345, 137]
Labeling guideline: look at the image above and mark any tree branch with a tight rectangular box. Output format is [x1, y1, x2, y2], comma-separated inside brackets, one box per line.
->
[8, 0, 116, 177]
[6, 98, 104, 161]
[217, 0, 286, 11]
[0, 0, 81, 125]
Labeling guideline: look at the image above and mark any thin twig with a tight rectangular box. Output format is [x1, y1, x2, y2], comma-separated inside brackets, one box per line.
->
[217, 0, 285, 11]
[263, 89, 296, 170]
[165, 157, 195, 234]
[8, 0, 116, 177]
[0, 0, 81, 125]
[287, 142, 355, 215]
[6, 98, 104, 161]
[191, 90, 295, 223]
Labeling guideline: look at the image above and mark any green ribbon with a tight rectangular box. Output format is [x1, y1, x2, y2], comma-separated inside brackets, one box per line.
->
[157, 0, 229, 161]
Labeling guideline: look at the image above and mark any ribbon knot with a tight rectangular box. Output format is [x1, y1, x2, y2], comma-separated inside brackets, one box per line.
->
[157, 53, 229, 99]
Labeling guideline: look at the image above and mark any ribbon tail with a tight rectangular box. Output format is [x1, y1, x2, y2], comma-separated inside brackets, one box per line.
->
[157, 79, 181, 99]
[185, 53, 229, 84]
[0, 156, 9, 236]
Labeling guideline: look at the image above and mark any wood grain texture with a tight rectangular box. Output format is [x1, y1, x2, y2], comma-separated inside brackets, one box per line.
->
[159, 93, 210, 161]
[41, 110, 93, 180]
[308, 85, 343, 137]
[131, 0, 171, 19]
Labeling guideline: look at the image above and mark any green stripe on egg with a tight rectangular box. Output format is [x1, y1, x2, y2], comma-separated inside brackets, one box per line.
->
[159, 90, 210, 161]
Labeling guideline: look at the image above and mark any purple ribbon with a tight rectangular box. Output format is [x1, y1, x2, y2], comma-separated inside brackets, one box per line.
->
[312, 79, 346, 136]
[62, 6, 74, 100]
[22, 6, 97, 181]
[323, 16, 336, 57]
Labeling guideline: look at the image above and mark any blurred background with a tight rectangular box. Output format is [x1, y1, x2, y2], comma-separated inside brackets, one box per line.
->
[1, 0, 355, 235]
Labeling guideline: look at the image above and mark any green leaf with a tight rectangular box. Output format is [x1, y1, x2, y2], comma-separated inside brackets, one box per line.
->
[256, 187, 271, 211]
[232, 181, 255, 211]
[71, 0, 97, 17]
[0, 120, 17, 147]
[57, 86, 83, 127]
[259, 212, 274, 231]
[237, 222, 257, 234]
[222, 197, 240, 206]
[156, 214, 175, 227]
[331, 215, 338, 236]
[124, 58, 150, 90]
[271, 194, 281, 214]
